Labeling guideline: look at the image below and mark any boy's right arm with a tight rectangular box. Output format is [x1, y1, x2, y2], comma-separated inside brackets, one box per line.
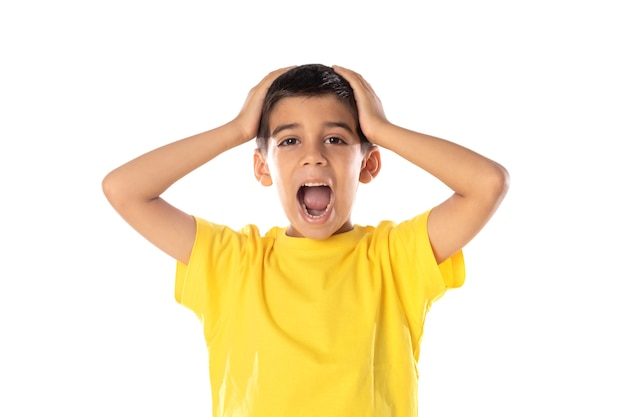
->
[102, 67, 293, 264]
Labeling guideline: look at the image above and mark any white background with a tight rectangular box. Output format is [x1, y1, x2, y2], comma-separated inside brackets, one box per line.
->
[1, 0, 624, 416]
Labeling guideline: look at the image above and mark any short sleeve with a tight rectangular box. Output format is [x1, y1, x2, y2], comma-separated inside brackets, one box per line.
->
[388, 210, 465, 329]
[174, 217, 255, 341]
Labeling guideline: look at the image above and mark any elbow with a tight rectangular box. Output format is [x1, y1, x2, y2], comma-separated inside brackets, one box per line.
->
[101, 170, 124, 209]
[102, 171, 114, 200]
[485, 162, 510, 206]
[102, 169, 156, 214]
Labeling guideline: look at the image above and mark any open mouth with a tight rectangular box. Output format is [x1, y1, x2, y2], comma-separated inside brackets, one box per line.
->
[297, 183, 333, 218]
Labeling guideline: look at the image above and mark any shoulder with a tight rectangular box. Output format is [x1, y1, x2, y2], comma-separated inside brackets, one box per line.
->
[364, 210, 431, 244]
[190, 217, 274, 258]
[194, 217, 264, 239]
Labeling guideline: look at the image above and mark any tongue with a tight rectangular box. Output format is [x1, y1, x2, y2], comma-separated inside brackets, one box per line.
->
[303, 186, 331, 211]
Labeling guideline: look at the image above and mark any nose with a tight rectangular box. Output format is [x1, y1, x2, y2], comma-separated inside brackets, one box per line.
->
[301, 141, 327, 166]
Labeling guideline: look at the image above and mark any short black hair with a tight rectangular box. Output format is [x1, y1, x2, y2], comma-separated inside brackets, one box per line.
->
[256, 64, 371, 154]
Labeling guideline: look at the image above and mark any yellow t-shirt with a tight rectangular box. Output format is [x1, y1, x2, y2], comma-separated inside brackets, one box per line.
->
[175, 210, 464, 417]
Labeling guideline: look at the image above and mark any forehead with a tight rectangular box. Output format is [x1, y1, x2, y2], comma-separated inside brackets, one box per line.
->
[268, 95, 357, 130]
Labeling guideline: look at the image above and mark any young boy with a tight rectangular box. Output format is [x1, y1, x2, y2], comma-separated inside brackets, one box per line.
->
[102, 64, 509, 416]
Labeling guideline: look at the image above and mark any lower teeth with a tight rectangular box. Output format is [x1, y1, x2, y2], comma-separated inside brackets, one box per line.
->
[304, 205, 327, 217]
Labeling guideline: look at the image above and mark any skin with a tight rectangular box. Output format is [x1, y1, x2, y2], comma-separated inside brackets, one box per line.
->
[102, 65, 509, 265]
[254, 95, 380, 240]
[332, 66, 509, 262]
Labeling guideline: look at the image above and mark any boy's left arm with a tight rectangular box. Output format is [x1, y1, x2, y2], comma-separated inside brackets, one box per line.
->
[334, 66, 509, 264]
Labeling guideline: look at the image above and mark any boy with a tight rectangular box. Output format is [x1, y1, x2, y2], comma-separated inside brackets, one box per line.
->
[102, 64, 509, 416]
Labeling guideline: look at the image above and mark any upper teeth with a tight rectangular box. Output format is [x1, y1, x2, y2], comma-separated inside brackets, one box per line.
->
[303, 182, 328, 187]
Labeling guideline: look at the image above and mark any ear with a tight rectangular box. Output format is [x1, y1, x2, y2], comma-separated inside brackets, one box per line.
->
[359, 146, 381, 184]
[254, 150, 273, 186]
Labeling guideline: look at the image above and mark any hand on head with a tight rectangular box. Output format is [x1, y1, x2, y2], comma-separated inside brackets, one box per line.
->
[233, 66, 297, 144]
[332, 65, 388, 143]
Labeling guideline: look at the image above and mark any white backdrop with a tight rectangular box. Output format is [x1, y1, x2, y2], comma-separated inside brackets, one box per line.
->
[1, 1, 624, 416]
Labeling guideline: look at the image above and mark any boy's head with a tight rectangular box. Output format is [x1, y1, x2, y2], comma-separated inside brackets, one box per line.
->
[256, 64, 372, 155]
[253, 64, 381, 240]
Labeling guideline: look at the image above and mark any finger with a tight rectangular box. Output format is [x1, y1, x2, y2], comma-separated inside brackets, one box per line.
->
[333, 65, 373, 92]
[332, 65, 358, 83]
[247, 65, 297, 102]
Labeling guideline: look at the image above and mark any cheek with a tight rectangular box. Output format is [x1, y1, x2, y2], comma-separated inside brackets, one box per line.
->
[347, 155, 367, 178]
[266, 158, 292, 197]
[337, 159, 364, 196]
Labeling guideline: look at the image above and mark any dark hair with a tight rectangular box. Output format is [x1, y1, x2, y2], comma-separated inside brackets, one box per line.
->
[256, 64, 371, 154]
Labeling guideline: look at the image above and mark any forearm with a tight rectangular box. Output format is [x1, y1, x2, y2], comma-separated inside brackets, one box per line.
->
[371, 123, 508, 198]
[331, 65, 508, 261]
[101, 66, 293, 264]
[103, 121, 246, 203]
[371, 123, 508, 262]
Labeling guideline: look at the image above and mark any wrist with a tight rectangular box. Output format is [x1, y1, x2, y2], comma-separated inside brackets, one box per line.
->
[362, 120, 394, 148]
[223, 119, 255, 148]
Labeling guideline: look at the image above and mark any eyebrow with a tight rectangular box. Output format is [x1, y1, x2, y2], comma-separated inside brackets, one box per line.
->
[271, 121, 355, 137]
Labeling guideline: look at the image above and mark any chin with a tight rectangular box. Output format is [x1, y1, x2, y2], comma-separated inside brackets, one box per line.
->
[284, 201, 353, 238]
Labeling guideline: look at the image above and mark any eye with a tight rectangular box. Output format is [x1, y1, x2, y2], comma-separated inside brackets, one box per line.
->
[278, 137, 299, 146]
[325, 136, 346, 145]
